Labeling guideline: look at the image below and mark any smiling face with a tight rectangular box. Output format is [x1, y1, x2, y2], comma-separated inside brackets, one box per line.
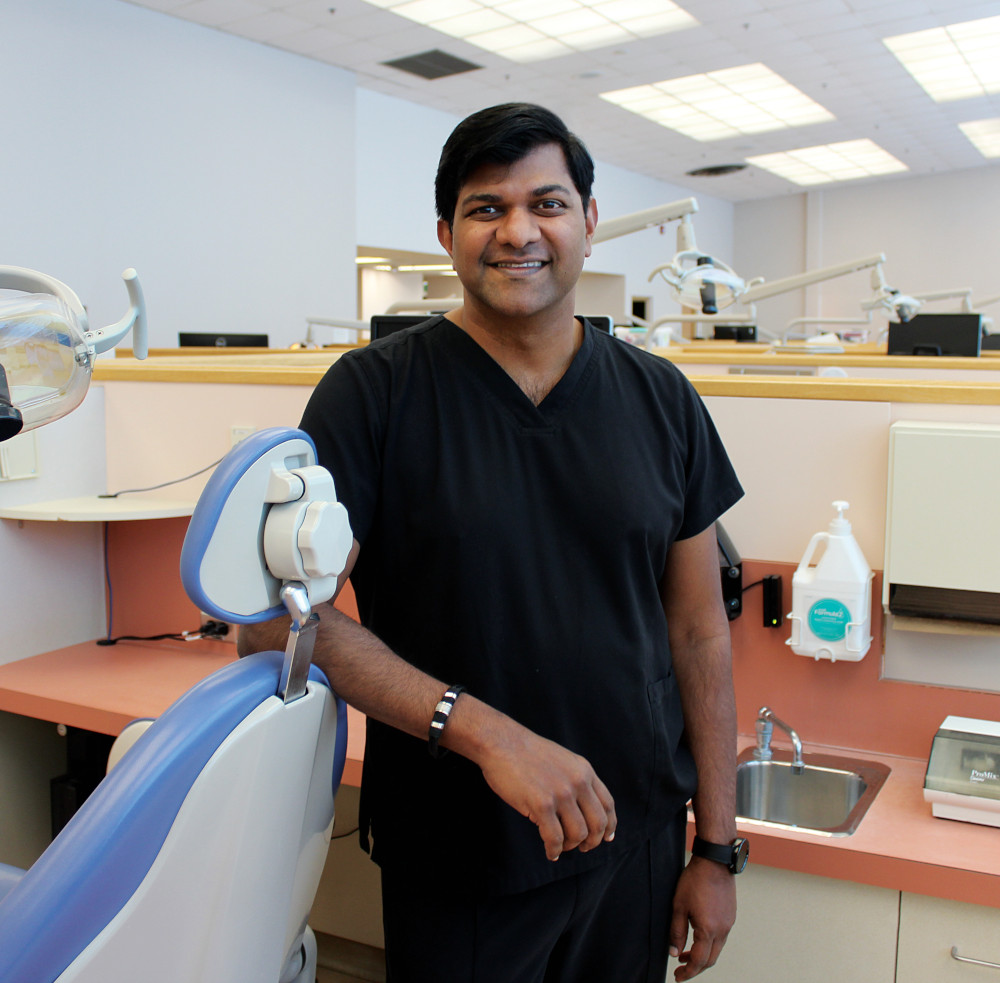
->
[437, 142, 598, 332]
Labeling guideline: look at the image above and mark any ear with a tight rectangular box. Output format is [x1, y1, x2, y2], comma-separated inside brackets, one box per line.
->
[584, 198, 598, 259]
[437, 219, 455, 258]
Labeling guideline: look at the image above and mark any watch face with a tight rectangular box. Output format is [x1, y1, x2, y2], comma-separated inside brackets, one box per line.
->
[731, 838, 749, 873]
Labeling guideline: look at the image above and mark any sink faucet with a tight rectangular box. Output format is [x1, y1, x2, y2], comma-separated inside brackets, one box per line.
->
[754, 706, 804, 773]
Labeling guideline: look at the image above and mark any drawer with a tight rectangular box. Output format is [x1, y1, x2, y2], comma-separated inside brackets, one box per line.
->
[897, 892, 1000, 983]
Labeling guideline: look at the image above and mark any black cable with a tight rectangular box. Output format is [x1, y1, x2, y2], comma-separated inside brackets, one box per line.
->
[97, 632, 188, 646]
[741, 579, 764, 594]
[330, 825, 360, 840]
[99, 454, 224, 498]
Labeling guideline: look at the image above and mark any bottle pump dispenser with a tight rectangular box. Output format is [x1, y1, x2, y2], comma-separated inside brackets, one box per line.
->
[787, 501, 873, 662]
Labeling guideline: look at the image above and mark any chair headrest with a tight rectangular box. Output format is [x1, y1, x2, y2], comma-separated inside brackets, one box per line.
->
[181, 428, 353, 624]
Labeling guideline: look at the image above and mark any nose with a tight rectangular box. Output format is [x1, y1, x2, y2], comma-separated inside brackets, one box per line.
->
[496, 206, 541, 249]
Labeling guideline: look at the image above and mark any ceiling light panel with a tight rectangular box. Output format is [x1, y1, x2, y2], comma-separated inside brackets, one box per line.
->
[362, 0, 697, 61]
[600, 64, 834, 141]
[883, 15, 1000, 102]
[746, 139, 908, 186]
[959, 118, 1000, 159]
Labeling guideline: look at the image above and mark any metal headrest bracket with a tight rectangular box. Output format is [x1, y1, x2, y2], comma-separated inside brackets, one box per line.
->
[279, 583, 318, 704]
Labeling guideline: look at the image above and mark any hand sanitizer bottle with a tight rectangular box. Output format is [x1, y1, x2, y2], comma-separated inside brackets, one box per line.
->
[787, 501, 873, 662]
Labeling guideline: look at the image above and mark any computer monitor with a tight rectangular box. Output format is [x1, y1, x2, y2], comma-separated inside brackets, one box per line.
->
[887, 314, 982, 357]
[369, 314, 614, 342]
[369, 315, 435, 341]
[178, 332, 269, 348]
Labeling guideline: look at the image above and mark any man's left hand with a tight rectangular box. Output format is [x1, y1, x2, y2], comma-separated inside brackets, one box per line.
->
[667, 856, 737, 981]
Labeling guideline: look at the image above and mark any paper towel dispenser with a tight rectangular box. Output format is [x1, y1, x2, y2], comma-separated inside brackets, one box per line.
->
[884, 421, 1000, 626]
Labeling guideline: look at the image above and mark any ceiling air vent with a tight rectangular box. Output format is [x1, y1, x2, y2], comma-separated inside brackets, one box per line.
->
[685, 164, 748, 177]
[382, 49, 483, 80]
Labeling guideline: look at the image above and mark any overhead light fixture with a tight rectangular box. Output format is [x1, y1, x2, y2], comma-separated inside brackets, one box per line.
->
[397, 264, 455, 272]
[959, 118, 1000, 158]
[363, 0, 697, 62]
[746, 139, 908, 186]
[600, 64, 833, 141]
[884, 15, 1000, 102]
[356, 256, 392, 264]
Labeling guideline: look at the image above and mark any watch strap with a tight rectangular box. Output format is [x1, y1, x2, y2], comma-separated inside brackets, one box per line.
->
[691, 835, 748, 873]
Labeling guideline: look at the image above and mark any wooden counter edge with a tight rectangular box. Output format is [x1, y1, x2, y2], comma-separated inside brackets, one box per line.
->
[95, 360, 1000, 404]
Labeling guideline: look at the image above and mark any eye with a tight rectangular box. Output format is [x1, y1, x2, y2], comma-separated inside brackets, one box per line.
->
[536, 198, 568, 212]
[467, 203, 501, 219]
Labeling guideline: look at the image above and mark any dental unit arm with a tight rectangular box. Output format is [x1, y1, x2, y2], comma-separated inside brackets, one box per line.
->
[0, 266, 147, 441]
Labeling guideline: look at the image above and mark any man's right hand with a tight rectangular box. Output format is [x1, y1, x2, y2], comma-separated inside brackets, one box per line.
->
[471, 722, 617, 861]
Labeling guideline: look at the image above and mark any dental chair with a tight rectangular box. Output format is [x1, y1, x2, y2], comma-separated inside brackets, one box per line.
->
[0, 427, 354, 983]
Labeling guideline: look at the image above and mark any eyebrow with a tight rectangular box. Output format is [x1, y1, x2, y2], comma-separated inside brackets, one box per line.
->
[459, 184, 575, 209]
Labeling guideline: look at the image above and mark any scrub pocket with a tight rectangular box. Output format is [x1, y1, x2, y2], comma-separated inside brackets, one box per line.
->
[645, 672, 698, 819]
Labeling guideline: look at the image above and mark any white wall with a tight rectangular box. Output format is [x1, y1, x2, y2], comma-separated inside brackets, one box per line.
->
[1, 0, 357, 350]
[355, 89, 460, 257]
[734, 167, 1000, 340]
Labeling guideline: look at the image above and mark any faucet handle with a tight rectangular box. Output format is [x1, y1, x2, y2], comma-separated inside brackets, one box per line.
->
[753, 714, 774, 760]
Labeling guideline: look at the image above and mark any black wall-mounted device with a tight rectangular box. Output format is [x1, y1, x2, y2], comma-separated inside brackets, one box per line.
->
[716, 522, 742, 621]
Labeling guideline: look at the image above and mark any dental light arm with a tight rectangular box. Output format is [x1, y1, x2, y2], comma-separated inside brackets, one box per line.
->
[742, 253, 887, 303]
[0, 266, 147, 440]
[591, 197, 699, 245]
[89, 269, 147, 359]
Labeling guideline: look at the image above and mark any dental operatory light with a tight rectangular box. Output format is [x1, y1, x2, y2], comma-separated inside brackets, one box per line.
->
[746, 140, 908, 186]
[0, 267, 147, 441]
[363, 0, 696, 62]
[884, 15, 1000, 103]
[603, 198, 754, 315]
[863, 265, 923, 322]
[592, 197, 747, 314]
[599, 64, 833, 141]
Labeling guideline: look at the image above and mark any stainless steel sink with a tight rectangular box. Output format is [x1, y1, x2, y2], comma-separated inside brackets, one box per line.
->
[736, 747, 891, 836]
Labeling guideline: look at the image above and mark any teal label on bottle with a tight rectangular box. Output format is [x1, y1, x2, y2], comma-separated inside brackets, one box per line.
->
[807, 598, 851, 641]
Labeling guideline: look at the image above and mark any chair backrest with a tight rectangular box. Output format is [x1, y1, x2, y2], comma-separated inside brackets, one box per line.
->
[0, 653, 347, 983]
[0, 427, 353, 983]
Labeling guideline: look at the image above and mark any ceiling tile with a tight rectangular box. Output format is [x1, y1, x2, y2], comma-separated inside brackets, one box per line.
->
[120, 0, 1000, 200]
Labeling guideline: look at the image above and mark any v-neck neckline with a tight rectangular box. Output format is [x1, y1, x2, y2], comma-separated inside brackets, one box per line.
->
[443, 317, 598, 429]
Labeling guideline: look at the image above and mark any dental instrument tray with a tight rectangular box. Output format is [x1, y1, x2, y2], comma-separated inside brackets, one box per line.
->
[923, 715, 1000, 828]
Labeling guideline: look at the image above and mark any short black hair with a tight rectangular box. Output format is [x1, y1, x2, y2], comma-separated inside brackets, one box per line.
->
[435, 103, 595, 225]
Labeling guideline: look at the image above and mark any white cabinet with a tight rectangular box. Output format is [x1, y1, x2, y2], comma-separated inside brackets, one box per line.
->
[897, 892, 1000, 983]
[709, 864, 899, 983]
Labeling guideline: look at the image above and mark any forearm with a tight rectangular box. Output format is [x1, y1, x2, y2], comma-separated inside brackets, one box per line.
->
[240, 603, 616, 859]
[672, 628, 737, 844]
[241, 602, 486, 747]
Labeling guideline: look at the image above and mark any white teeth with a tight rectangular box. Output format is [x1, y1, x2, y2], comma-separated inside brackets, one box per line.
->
[494, 261, 543, 268]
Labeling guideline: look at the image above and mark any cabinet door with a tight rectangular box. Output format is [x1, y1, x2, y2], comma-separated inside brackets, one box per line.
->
[708, 864, 898, 983]
[897, 892, 1000, 983]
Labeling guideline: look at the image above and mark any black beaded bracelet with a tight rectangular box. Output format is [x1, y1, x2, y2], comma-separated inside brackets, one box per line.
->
[428, 685, 466, 758]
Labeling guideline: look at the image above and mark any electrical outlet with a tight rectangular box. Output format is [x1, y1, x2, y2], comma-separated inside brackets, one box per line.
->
[0, 429, 38, 481]
[230, 426, 255, 447]
[197, 612, 238, 643]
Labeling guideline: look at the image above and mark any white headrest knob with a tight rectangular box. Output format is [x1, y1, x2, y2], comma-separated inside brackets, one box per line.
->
[297, 500, 352, 579]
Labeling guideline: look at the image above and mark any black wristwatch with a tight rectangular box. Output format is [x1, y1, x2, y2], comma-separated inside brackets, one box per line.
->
[691, 835, 749, 874]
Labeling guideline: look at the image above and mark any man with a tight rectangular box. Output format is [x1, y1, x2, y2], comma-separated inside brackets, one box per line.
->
[242, 103, 743, 982]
